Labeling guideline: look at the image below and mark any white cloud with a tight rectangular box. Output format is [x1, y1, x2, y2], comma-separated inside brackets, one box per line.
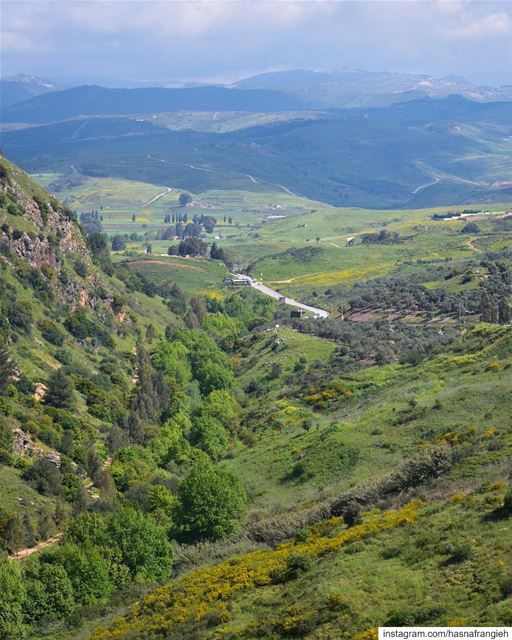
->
[447, 10, 512, 39]
[1, 1, 511, 84]
[0, 30, 35, 52]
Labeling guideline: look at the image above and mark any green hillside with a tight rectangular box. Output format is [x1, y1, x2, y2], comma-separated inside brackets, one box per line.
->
[0, 156, 511, 640]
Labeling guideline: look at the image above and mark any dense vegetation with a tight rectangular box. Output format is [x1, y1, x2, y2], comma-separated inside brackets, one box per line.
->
[0, 156, 511, 640]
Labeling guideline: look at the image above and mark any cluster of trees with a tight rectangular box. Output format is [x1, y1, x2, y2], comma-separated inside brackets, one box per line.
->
[339, 259, 511, 325]
[168, 237, 208, 257]
[0, 507, 172, 637]
[163, 210, 216, 233]
[0, 290, 265, 637]
[479, 261, 512, 324]
[166, 239, 231, 266]
[360, 229, 401, 244]
[295, 318, 458, 372]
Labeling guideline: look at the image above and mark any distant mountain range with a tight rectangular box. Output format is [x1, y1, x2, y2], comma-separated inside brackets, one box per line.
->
[1, 67, 511, 120]
[232, 68, 512, 107]
[0, 74, 63, 109]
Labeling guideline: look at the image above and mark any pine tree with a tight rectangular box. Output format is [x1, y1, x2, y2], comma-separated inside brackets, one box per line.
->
[44, 368, 75, 409]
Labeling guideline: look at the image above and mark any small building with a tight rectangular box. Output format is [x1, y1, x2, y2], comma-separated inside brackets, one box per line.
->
[291, 309, 305, 318]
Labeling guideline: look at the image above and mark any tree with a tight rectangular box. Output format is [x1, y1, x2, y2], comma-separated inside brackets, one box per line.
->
[196, 360, 235, 395]
[44, 369, 75, 410]
[51, 543, 113, 605]
[0, 560, 26, 638]
[179, 192, 192, 206]
[498, 298, 511, 324]
[111, 234, 126, 251]
[461, 222, 480, 234]
[480, 290, 499, 323]
[37, 503, 57, 537]
[152, 341, 192, 387]
[3, 515, 24, 554]
[107, 508, 173, 580]
[0, 345, 17, 393]
[24, 562, 75, 623]
[22, 514, 35, 548]
[64, 512, 109, 547]
[201, 389, 240, 434]
[174, 461, 247, 541]
[210, 242, 230, 266]
[190, 415, 228, 461]
[178, 237, 207, 257]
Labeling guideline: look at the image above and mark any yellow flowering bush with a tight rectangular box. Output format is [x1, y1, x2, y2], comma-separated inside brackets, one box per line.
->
[90, 501, 422, 640]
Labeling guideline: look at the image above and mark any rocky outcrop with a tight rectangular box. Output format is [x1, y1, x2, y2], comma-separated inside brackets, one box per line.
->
[12, 428, 61, 467]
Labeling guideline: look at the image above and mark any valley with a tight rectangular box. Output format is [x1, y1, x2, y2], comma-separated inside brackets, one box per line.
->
[0, 152, 511, 640]
[0, 49, 511, 640]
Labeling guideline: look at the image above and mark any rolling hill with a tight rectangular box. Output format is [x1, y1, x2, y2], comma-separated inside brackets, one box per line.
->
[1, 84, 302, 124]
[2, 95, 511, 209]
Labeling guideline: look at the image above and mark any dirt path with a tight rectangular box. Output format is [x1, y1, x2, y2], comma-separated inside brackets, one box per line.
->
[9, 533, 63, 560]
[465, 236, 481, 252]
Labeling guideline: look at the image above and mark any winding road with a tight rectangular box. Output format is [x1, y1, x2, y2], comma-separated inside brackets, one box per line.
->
[143, 187, 172, 206]
[412, 177, 440, 195]
[232, 274, 329, 318]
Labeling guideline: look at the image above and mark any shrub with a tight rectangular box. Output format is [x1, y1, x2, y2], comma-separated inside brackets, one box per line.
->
[174, 461, 247, 541]
[74, 260, 88, 278]
[284, 552, 313, 579]
[23, 458, 62, 496]
[443, 542, 473, 564]
[40, 320, 65, 346]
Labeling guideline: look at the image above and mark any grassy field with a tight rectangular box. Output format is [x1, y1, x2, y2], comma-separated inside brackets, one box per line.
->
[115, 254, 230, 294]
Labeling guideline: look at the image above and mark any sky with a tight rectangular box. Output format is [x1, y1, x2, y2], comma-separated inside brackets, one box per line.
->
[1, 0, 512, 86]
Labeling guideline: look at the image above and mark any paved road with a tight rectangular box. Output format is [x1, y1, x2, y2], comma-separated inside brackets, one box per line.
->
[233, 274, 329, 318]
[143, 187, 172, 206]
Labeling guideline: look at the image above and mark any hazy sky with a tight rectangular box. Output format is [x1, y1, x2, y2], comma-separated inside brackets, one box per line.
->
[1, 1, 511, 86]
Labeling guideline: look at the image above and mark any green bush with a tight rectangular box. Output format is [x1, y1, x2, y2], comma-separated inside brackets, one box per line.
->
[174, 461, 247, 541]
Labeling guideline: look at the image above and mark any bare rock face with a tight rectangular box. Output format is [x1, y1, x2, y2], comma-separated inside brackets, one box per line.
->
[11, 428, 61, 467]
[0, 160, 103, 310]
[33, 382, 47, 401]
